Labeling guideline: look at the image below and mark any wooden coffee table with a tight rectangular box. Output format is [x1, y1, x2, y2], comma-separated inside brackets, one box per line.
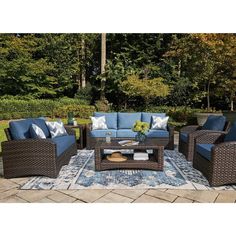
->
[95, 140, 164, 171]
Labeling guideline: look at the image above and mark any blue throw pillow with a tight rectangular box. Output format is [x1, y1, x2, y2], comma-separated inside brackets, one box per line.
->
[202, 115, 226, 131]
[224, 122, 236, 142]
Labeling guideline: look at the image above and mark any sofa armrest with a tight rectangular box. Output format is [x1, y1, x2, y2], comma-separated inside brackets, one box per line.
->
[180, 125, 201, 134]
[195, 132, 226, 144]
[2, 139, 57, 157]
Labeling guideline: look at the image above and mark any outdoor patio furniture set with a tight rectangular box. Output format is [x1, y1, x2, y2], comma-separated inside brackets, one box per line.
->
[1, 113, 236, 187]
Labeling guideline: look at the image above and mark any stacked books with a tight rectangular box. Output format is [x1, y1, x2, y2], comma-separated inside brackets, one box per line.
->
[133, 152, 149, 161]
[118, 140, 139, 146]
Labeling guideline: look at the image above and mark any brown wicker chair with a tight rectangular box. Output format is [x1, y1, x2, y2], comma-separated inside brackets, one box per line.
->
[193, 131, 236, 186]
[179, 121, 230, 161]
[85, 123, 175, 150]
[2, 126, 77, 179]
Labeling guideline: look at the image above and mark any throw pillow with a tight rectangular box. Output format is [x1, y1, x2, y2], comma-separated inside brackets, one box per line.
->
[202, 115, 226, 131]
[90, 116, 108, 130]
[151, 116, 169, 130]
[46, 121, 68, 138]
[30, 124, 46, 139]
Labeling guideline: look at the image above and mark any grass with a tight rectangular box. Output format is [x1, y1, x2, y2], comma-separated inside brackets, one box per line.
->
[0, 118, 90, 153]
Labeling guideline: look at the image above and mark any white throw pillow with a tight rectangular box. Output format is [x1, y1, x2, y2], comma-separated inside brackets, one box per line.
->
[90, 116, 108, 130]
[46, 121, 68, 138]
[30, 124, 46, 139]
[151, 116, 169, 130]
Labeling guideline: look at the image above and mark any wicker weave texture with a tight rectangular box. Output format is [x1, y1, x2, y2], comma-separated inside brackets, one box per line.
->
[193, 132, 236, 186]
[179, 121, 230, 161]
[2, 127, 77, 179]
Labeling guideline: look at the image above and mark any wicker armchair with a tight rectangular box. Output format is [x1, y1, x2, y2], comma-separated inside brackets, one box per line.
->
[179, 121, 230, 161]
[2, 126, 77, 179]
[85, 123, 175, 150]
[193, 132, 236, 186]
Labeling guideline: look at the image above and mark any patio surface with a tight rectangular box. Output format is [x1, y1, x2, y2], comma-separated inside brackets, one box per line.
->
[0, 133, 236, 203]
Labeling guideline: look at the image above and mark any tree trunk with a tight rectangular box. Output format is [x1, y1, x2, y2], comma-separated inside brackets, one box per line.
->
[100, 33, 106, 100]
[81, 36, 86, 88]
[207, 80, 211, 111]
[178, 59, 181, 78]
[230, 100, 234, 111]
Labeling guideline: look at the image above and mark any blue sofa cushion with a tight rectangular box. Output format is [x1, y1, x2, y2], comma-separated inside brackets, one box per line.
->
[202, 115, 226, 131]
[146, 130, 169, 138]
[94, 112, 117, 129]
[116, 129, 137, 138]
[196, 143, 214, 161]
[9, 119, 34, 140]
[224, 122, 236, 142]
[118, 112, 142, 129]
[180, 132, 188, 143]
[32, 118, 50, 138]
[51, 135, 76, 157]
[141, 112, 166, 127]
[90, 129, 117, 138]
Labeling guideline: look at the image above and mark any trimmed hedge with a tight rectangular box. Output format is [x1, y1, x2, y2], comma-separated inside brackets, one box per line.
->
[0, 98, 95, 120]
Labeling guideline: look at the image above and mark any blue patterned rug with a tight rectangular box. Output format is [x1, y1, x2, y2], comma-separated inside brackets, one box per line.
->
[21, 149, 236, 190]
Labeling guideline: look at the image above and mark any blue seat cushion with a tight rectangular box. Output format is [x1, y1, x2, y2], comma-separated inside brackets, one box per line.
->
[116, 129, 137, 138]
[196, 143, 215, 161]
[90, 129, 117, 138]
[9, 119, 34, 140]
[224, 122, 236, 142]
[32, 118, 50, 138]
[146, 130, 169, 138]
[180, 132, 188, 143]
[51, 135, 76, 157]
[141, 112, 166, 128]
[118, 112, 142, 129]
[94, 112, 117, 129]
[202, 115, 226, 131]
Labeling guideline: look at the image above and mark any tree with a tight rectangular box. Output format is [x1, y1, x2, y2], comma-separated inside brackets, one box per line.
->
[100, 33, 106, 100]
[120, 74, 170, 109]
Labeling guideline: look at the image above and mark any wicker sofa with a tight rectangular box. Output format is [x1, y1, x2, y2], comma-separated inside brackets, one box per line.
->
[2, 118, 77, 179]
[193, 122, 236, 186]
[86, 112, 174, 149]
[179, 115, 230, 161]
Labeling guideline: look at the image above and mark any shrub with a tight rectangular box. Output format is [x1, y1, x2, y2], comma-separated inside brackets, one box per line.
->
[0, 98, 95, 120]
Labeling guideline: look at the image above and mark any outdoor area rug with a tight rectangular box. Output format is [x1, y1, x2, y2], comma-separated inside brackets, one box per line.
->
[21, 149, 236, 190]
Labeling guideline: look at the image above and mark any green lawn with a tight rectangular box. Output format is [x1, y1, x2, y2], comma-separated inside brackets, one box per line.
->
[0, 118, 90, 153]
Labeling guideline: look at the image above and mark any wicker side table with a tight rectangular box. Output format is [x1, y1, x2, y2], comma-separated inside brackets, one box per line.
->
[95, 140, 164, 171]
[64, 124, 86, 149]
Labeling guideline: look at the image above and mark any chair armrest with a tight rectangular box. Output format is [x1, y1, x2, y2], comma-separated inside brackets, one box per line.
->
[195, 132, 226, 144]
[212, 141, 236, 162]
[180, 125, 201, 133]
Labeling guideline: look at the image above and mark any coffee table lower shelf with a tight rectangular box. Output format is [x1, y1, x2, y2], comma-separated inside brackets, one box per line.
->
[95, 142, 164, 171]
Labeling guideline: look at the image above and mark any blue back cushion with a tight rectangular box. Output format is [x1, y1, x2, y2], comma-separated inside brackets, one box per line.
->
[141, 112, 166, 127]
[32, 118, 50, 138]
[224, 122, 236, 142]
[118, 112, 142, 129]
[9, 119, 34, 140]
[202, 115, 226, 131]
[94, 112, 117, 129]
